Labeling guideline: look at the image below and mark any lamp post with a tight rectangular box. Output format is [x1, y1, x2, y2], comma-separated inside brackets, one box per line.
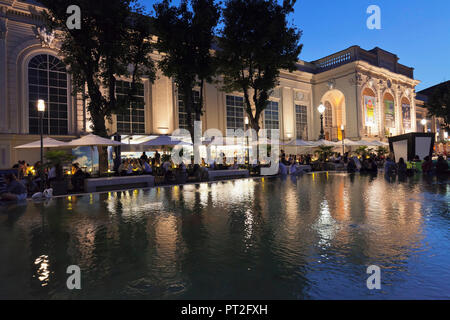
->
[341, 124, 345, 155]
[421, 119, 427, 133]
[318, 104, 325, 140]
[37, 99, 46, 191]
[244, 116, 249, 165]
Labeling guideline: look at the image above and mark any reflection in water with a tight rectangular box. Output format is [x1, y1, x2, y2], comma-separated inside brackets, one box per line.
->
[34, 255, 50, 286]
[0, 173, 449, 299]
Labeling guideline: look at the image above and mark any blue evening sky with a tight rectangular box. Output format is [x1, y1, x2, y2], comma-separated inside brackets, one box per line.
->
[141, 0, 450, 90]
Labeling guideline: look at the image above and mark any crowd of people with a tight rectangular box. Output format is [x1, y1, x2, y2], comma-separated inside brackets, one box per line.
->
[1, 149, 448, 202]
[384, 155, 449, 177]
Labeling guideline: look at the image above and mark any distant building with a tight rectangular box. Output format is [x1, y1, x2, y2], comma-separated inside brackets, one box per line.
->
[0, 0, 434, 167]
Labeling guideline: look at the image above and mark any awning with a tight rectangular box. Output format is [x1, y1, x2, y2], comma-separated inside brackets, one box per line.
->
[14, 137, 70, 149]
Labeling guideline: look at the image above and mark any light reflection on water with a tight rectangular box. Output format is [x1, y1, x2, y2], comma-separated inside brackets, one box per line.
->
[0, 173, 449, 299]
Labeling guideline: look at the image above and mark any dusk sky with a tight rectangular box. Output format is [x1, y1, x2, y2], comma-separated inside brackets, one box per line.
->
[142, 0, 450, 90]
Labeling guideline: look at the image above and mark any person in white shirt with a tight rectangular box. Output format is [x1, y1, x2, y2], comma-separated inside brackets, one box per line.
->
[279, 162, 288, 175]
[143, 161, 152, 174]
[162, 160, 172, 172]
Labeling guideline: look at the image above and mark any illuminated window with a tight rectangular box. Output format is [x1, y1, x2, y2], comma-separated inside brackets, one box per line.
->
[264, 101, 279, 139]
[178, 90, 200, 130]
[295, 105, 308, 139]
[28, 54, 68, 135]
[115, 81, 145, 134]
[324, 101, 333, 128]
[226, 95, 245, 131]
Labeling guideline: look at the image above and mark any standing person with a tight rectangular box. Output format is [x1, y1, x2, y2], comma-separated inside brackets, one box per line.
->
[1, 174, 27, 201]
[140, 152, 148, 162]
[113, 153, 121, 175]
[155, 150, 161, 165]
[71, 163, 85, 192]
[397, 158, 407, 175]
[384, 157, 397, 176]
[422, 156, 433, 174]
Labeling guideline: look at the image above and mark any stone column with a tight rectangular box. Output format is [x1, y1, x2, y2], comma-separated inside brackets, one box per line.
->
[410, 88, 417, 132]
[0, 14, 7, 133]
[395, 87, 403, 135]
[281, 87, 294, 141]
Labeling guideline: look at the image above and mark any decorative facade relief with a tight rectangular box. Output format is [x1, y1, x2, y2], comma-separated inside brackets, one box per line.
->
[35, 26, 55, 48]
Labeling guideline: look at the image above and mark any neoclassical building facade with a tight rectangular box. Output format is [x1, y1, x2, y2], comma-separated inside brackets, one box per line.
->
[0, 0, 436, 167]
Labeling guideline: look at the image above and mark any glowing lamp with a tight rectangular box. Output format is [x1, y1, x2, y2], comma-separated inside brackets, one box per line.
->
[318, 104, 325, 114]
[37, 99, 46, 112]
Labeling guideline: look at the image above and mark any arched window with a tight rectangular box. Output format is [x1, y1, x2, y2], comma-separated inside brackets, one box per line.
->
[28, 54, 68, 135]
[324, 101, 333, 128]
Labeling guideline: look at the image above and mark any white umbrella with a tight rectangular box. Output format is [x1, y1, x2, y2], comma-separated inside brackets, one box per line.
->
[369, 140, 388, 147]
[312, 139, 340, 147]
[67, 133, 124, 147]
[67, 134, 124, 173]
[139, 135, 192, 147]
[14, 137, 70, 149]
[342, 139, 361, 146]
[282, 139, 316, 147]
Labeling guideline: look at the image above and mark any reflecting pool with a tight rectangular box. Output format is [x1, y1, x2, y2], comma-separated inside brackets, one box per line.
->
[0, 173, 449, 299]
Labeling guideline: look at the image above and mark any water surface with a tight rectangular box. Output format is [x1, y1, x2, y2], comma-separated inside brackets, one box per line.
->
[0, 173, 449, 299]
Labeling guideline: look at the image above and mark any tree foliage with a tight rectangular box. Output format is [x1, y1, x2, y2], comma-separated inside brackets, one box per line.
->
[40, 0, 156, 137]
[425, 82, 450, 130]
[153, 0, 220, 141]
[217, 0, 302, 133]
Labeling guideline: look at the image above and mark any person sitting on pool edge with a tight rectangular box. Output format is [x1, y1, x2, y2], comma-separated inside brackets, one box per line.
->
[1, 174, 28, 201]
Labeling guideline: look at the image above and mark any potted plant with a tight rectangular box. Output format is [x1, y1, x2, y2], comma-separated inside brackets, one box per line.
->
[45, 150, 74, 196]
[315, 145, 335, 170]
[355, 146, 369, 159]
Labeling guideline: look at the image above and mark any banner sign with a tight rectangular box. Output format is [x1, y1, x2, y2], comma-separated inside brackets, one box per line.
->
[402, 103, 411, 130]
[364, 95, 376, 126]
[384, 100, 395, 128]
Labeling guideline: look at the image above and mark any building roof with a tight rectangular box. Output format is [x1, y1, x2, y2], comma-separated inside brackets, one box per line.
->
[299, 45, 415, 79]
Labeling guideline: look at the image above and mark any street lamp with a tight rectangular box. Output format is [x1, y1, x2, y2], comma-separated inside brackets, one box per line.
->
[244, 116, 249, 165]
[37, 99, 46, 191]
[341, 124, 345, 155]
[421, 118, 427, 133]
[318, 104, 326, 140]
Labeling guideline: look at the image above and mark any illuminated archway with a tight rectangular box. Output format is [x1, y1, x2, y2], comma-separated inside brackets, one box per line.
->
[320, 89, 346, 140]
[401, 97, 412, 132]
[382, 92, 395, 136]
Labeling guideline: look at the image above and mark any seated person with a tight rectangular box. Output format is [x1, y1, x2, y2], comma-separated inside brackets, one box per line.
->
[131, 159, 143, 174]
[118, 160, 130, 176]
[71, 163, 85, 192]
[142, 160, 153, 174]
[436, 156, 449, 175]
[347, 158, 357, 173]
[1, 174, 27, 201]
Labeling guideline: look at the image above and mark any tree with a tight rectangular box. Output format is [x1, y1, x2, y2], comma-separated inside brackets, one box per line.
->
[425, 82, 450, 130]
[40, 0, 156, 172]
[153, 0, 220, 146]
[315, 145, 334, 162]
[217, 0, 302, 139]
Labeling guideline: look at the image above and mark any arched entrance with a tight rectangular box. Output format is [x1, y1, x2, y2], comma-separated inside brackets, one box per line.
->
[320, 89, 346, 140]
[382, 92, 395, 137]
[401, 97, 412, 132]
[362, 87, 377, 136]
